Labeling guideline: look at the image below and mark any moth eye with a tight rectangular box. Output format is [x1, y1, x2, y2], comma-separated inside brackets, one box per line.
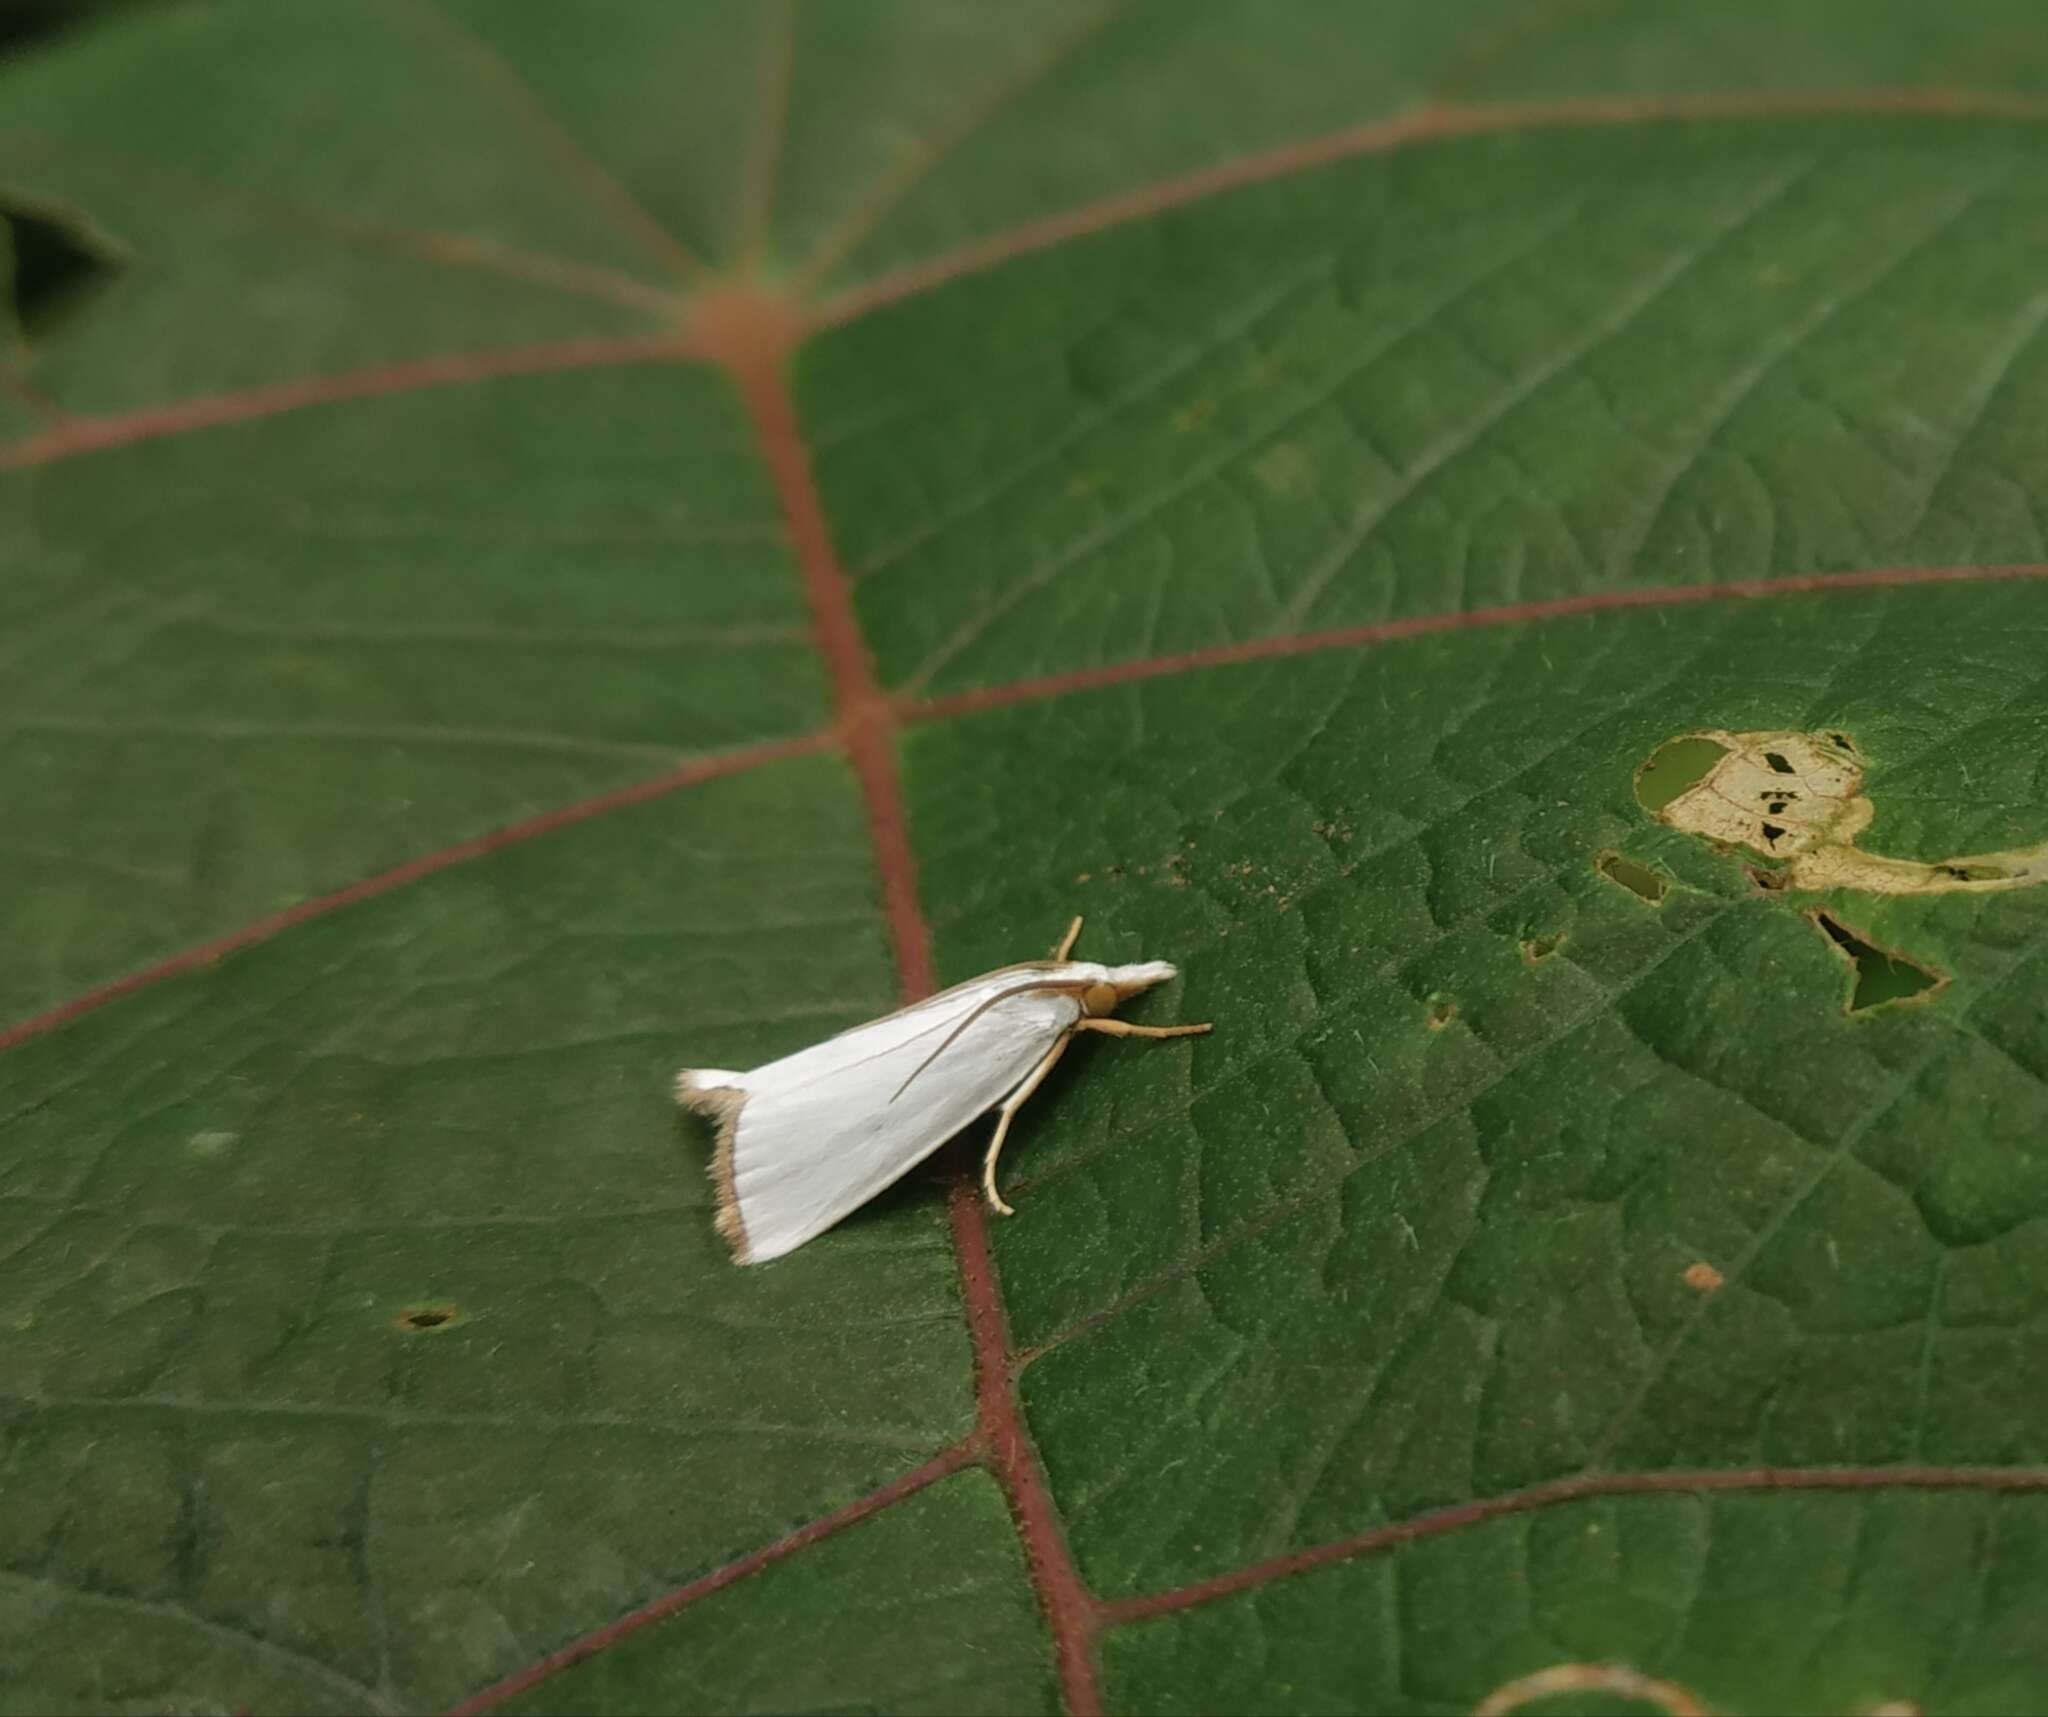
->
[1082, 981, 1118, 1017]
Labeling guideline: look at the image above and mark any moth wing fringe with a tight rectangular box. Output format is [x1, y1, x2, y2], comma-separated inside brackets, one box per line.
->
[675, 1069, 755, 1266]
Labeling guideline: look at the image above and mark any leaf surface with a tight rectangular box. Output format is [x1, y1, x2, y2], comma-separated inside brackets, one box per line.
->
[4, 5, 2048, 1714]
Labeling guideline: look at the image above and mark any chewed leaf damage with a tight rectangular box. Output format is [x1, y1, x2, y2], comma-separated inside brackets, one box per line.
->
[1595, 849, 1668, 903]
[1809, 909, 1947, 1013]
[1640, 727, 2048, 895]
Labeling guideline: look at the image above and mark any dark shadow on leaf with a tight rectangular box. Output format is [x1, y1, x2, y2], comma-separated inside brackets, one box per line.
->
[0, 0, 162, 59]
[3, 191, 124, 341]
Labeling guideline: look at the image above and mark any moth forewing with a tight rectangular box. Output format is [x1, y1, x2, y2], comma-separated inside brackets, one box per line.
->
[674, 929, 1208, 1265]
[679, 968, 1092, 1264]
[888, 973, 1110, 1101]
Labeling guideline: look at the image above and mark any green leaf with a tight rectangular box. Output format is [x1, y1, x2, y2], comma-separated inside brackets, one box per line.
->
[0, 364, 824, 1023]
[5, 4, 2048, 1714]
[1102, 1489, 2048, 1715]
[500, 1472, 1059, 1717]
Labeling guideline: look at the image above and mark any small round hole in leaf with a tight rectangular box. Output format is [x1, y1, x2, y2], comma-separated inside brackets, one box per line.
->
[394, 1304, 460, 1333]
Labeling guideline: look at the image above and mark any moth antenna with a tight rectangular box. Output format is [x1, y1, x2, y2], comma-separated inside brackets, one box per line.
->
[889, 978, 1088, 1103]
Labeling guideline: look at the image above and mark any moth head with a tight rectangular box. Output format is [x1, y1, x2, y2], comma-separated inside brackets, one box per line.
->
[1095, 960, 1179, 1011]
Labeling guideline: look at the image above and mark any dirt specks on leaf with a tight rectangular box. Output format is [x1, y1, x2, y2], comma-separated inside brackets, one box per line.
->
[1596, 850, 1668, 904]
[1646, 726, 2048, 894]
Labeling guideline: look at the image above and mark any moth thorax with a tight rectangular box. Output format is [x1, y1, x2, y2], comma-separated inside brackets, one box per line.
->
[1080, 981, 1119, 1017]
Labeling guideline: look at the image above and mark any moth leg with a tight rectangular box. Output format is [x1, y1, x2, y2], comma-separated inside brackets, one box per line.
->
[982, 1033, 1074, 1216]
[1050, 915, 1084, 961]
[1074, 1017, 1212, 1039]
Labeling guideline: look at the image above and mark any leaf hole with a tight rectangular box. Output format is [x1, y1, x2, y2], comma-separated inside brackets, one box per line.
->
[1809, 912, 1945, 1013]
[1633, 734, 1728, 813]
[1424, 994, 1457, 1030]
[1520, 931, 1566, 965]
[1595, 850, 1668, 904]
[1763, 751, 1796, 774]
[394, 1304, 460, 1333]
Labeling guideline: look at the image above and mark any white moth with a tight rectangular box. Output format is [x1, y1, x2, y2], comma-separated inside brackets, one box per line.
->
[676, 917, 1209, 1264]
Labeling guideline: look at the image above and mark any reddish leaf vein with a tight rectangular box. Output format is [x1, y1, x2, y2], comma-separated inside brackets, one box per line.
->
[904, 563, 2048, 723]
[0, 335, 705, 473]
[1101, 1464, 2048, 1626]
[817, 85, 2048, 328]
[950, 1179, 1107, 1716]
[4, 562, 2044, 1053]
[443, 1441, 978, 1715]
[793, 0, 1129, 295]
[5, 86, 2040, 474]
[721, 296, 1104, 1714]
[393, 0, 706, 284]
[0, 733, 830, 1056]
[731, 0, 796, 272]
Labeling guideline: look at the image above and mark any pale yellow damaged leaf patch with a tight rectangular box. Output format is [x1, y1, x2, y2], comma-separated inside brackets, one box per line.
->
[1644, 728, 2048, 895]
[1474, 1661, 1709, 1717]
